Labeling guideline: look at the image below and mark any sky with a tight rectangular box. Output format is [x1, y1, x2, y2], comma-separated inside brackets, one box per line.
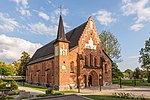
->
[0, 0, 149, 71]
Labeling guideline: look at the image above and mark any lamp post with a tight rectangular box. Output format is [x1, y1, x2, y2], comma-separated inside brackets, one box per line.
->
[134, 74, 136, 86]
[99, 75, 102, 91]
[77, 53, 84, 93]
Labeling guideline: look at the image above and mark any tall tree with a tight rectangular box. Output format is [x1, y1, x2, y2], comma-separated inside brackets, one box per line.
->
[99, 31, 121, 62]
[12, 61, 21, 75]
[112, 63, 123, 79]
[19, 51, 30, 76]
[139, 37, 150, 80]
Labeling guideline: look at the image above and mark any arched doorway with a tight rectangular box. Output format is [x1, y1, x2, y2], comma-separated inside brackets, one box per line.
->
[88, 70, 98, 86]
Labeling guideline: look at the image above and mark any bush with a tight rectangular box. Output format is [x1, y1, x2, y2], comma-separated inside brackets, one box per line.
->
[10, 80, 18, 90]
[0, 80, 6, 90]
[0, 93, 7, 100]
[37, 94, 50, 97]
[51, 90, 63, 95]
[6, 96, 14, 99]
[46, 88, 52, 94]
[7, 91, 16, 95]
[147, 73, 150, 83]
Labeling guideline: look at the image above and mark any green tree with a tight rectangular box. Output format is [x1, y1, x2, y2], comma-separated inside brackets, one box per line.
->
[99, 31, 121, 62]
[139, 37, 150, 80]
[112, 63, 123, 79]
[124, 69, 133, 79]
[19, 51, 30, 76]
[133, 67, 143, 79]
[12, 61, 21, 75]
[0, 61, 13, 76]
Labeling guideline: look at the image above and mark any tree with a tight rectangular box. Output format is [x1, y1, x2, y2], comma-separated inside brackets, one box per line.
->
[124, 69, 133, 79]
[99, 31, 121, 62]
[133, 67, 143, 79]
[19, 51, 30, 76]
[12, 61, 21, 75]
[112, 63, 123, 79]
[139, 37, 150, 80]
[0, 62, 14, 76]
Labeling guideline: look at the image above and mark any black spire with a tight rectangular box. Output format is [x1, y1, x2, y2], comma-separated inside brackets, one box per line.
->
[54, 15, 69, 44]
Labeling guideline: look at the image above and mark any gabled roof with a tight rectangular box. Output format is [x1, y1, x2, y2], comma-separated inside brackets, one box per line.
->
[28, 21, 87, 65]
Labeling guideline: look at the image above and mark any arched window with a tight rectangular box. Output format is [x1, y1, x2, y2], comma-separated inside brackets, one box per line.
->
[105, 64, 108, 73]
[100, 57, 103, 68]
[70, 61, 74, 73]
[90, 54, 93, 66]
[52, 61, 54, 76]
[94, 57, 97, 67]
[85, 56, 88, 66]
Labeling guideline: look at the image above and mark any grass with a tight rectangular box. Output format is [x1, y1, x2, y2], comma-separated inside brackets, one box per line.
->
[18, 82, 48, 92]
[113, 79, 150, 86]
[84, 95, 131, 100]
[84, 95, 150, 100]
[60, 90, 78, 94]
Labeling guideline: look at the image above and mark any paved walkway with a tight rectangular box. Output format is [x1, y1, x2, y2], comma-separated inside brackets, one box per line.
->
[18, 84, 150, 99]
[76, 84, 150, 98]
[18, 86, 44, 96]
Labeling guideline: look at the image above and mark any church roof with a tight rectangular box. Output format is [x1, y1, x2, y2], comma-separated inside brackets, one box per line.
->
[29, 21, 87, 65]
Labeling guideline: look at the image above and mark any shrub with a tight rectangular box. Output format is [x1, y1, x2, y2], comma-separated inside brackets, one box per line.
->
[46, 88, 52, 94]
[6, 96, 14, 99]
[7, 91, 16, 95]
[51, 90, 63, 95]
[37, 94, 50, 97]
[0, 80, 6, 90]
[0, 83, 6, 90]
[0, 93, 7, 100]
[147, 73, 150, 83]
[10, 80, 18, 90]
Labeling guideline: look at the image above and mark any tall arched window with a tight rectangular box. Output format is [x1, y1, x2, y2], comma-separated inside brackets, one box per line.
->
[90, 54, 93, 66]
[100, 57, 103, 68]
[94, 57, 97, 67]
[105, 64, 108, 73]
[52, 61, 54, 76]
[85, 56, 88, 66]
[70, 61, 74, 73]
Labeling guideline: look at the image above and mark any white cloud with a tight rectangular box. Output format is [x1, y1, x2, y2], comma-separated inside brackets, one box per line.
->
[92, 10, 116, 26]
[12, 0, 31, 17]
[38, 12, 49, 20]
[0, 13, 19, 32]
[28, 22, 57, 36]
[0, 34, 42, 62]
[130, 23, 144, 31]
[122, 0, 150, 31]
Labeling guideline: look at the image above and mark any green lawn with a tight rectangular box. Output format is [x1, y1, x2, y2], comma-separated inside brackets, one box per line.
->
[60, 90, 78, 94]
[84, 95, 150, 100]
[18, 82, 77, 93]
[84, 95, 131, 100]
[113, 79, 150, 86]
[18, 82, 48, 92]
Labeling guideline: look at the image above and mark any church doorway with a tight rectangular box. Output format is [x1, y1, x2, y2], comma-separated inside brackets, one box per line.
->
[88, 75, 92, 87]
[88, 70, 98, 86]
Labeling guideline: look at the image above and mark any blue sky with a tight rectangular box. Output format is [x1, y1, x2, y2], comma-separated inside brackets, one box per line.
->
[0, 0, 149, 71]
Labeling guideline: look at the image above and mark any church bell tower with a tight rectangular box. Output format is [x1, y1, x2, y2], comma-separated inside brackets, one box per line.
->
[53, 15, 70, 90]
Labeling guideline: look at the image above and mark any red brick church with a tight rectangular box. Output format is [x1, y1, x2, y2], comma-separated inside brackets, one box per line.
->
[26, 15, 112, 90]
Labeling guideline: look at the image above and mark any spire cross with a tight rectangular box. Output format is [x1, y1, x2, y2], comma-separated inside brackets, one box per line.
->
[58, 5, 63, 15]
